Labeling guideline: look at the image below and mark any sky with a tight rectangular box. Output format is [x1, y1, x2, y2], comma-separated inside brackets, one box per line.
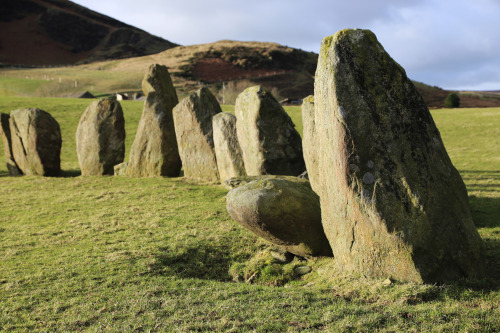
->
[72, 0, 500, 91]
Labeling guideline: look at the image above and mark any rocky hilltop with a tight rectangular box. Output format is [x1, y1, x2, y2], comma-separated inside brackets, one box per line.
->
[0, 0, 177, 65]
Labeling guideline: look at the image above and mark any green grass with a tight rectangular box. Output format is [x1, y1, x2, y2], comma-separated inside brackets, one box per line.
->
[0, 68, 144, 97]
[0, 77, 48, 97]
[0, 97, 499, 331]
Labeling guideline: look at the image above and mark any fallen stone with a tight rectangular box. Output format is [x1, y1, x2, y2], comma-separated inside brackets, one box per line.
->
[76, 98, 125, 176]
[226, 176, 333, 257]
[212, 112, 246, 183]
[382, 278, 393, 286]
[9, 108, 61, 176]
[269, 249, 295, 264]
[310, 29, 483, 283]
[126, 64, 181, 177]
[294, 266, 312, 276]
[0, 113, 22, 175]
[235, 86, 305, 176]
[114, 162, 128, 175]
[173, 87, 220, 182]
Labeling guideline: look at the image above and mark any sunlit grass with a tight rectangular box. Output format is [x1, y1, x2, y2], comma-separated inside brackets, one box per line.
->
[0, 97, 498, 331]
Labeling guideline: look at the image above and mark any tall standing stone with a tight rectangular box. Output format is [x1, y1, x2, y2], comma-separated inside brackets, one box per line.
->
[310, 29, 483, 283]
[76, 98, 125, 176]
[235, 86, 305, 176]
[126, 64, 181, 177]
[301, 95, 318, 191]
[9, 108, 61, 176]
[173, 87, 220, 182]
[0, 113, 22, 175]
[212, 112, 246, 182]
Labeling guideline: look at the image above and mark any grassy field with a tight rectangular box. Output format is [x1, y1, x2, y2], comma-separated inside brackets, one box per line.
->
[0, 96, 498, 332]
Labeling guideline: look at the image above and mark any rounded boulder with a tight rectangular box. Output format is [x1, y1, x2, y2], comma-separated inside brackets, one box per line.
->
[226, 176, 332, 257]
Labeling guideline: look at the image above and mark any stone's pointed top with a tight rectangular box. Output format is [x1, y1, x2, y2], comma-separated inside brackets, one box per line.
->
[142, 64, 177, 100]
[242, 85, 264, 94]
[213, 111, 236, 122]
[188, 86, 220, 106]
[321, 29, 380, 52]
[303, 95, 314, 104]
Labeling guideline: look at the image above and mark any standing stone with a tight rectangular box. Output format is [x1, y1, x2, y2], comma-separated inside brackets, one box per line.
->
[76, 98, 125, 176]
[126, 64, 181, 177]
[9, 108, 61, 176]
[173, 87, 220, 182]
[212, 112, 246, 182]
[301, 95, 318, 191]
[235, 86, 305, 176]
[226, 176, 332, 257]
[311, 29, 483, 283]
[0, 113, 22, 175]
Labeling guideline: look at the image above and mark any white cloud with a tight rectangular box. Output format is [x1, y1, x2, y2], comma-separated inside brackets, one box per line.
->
[369, 0, 500, 89]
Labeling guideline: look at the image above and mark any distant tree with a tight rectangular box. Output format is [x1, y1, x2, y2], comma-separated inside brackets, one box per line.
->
[444, 92, 460, 108]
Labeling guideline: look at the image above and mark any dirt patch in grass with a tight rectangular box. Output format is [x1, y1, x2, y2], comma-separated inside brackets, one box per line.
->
[191, 58, 288, 83]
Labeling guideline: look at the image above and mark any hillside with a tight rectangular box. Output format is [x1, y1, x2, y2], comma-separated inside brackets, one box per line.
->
[2, 39, 500, 108]
[0, 40, 318, 101]
[413, 82, 500, 108]
[90, 40, 318, 101]
[0, 0, 178, 66]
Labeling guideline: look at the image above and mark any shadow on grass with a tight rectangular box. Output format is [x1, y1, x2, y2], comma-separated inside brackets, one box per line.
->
[0, 169, 81, 177]
[461, 170, 500, 193]
[149, 243, 234, 281]
[460, 170, 500, 288]
[469, 195, 500, 232]
[60, 169, 81, 177]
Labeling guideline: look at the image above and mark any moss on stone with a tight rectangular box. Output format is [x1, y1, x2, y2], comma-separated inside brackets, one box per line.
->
[310, 29, 484, 283]
[226, 176, 332, 257]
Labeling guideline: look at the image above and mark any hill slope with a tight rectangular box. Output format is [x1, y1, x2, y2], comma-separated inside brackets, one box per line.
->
[88, 40, 318, 101]
[86, 40, 499, 106]
[0, 0, 178, 66]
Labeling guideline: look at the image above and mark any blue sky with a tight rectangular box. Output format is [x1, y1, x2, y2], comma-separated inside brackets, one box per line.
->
[72, 0, 500, 91]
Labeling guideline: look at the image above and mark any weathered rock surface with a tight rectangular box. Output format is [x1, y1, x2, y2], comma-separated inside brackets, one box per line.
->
[114, 162, 128, 175]
[226, 176, 332, 257]
[235, 86, 305, 176]
[212, 112, 246, 182]
[310, 29, 483, 282]
[9, 108, 61, 176]
[0, 113, 22, 175]
[76, 98, 125, 176]
[126, 64, 181, 177]
[224, 175, 291, 190]
[173, 87, 221, 182]
[301, 95, 318, 190]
